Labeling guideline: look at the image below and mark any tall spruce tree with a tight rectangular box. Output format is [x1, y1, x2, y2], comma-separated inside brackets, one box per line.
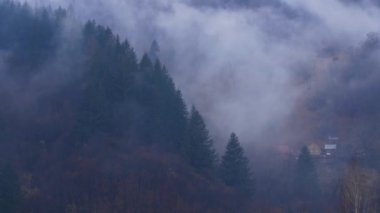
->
[220, 133, 254, 197]
[294, 146, 320, 201]
[150, 60, 188, 150]
[183, 106, 216, 171]
[76, 24, 116, 139]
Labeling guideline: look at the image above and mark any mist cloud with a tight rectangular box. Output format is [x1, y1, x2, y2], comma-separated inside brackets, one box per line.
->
[16, 0, 380, 147]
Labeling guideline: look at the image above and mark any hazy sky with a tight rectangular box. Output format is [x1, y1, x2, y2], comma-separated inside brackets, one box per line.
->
[17, 0, 380, 146]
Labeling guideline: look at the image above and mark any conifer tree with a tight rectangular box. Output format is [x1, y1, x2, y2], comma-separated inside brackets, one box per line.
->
[140, 53, 154, 74]
[171, 90, 188, 149]
[220, 133, 254, 197]
[150, 60, 188, 150]
[149, 40, 160, 62]
[183, 106, 216, 171]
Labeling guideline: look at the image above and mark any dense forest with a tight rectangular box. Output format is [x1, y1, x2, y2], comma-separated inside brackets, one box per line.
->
[0, 1, 256, 212]
[0, 0, 380, 212]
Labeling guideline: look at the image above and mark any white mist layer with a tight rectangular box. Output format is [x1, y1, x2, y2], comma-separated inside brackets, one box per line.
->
[17, 0, 380, 145]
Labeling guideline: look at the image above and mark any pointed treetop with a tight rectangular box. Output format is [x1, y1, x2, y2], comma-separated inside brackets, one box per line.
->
[220, 132, 255, 197]
[140, 53, 153, 70]
[149, 40, 160, 63]
[150, 40, 160, 53]
[183, 106, 216, 171]
[154, 59, 162, 72]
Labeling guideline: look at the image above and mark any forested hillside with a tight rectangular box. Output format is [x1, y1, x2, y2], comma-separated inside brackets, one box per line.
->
[0, 1, 254, 212]
[1, 1, 380, 212]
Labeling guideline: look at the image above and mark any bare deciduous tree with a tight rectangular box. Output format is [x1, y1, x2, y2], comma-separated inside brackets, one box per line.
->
[340, 161, 379, 213]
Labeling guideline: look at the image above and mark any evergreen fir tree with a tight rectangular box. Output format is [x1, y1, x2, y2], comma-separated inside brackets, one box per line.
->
[149, 40, 160, 62]
[220, 133, 254, 197]
[183, 106, 216, 171]
[139, 53, 154, 74]
[171, 90, 188, 149]
[150, 60, 188, 150]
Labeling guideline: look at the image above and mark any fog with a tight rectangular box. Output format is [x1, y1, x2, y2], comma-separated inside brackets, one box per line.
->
[16, 0, 380, 147]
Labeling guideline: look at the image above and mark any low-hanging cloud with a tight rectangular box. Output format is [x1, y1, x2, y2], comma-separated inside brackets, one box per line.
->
[16, 0, 380, 147]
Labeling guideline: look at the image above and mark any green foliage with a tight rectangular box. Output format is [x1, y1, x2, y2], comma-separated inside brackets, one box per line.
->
[0, 165, 21, 213]
[220, 133, 255, 197]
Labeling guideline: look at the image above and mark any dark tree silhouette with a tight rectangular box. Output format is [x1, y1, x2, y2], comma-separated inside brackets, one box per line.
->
[149, 40, 160, 62]
[220, 133, 255, 197]
[183, 106, 216, 172]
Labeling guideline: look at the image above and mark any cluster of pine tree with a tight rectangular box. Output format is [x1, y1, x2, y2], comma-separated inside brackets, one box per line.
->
[76, 19, 256, 197]
[0, 1, 345, 212]
[0, 1, 257, 211]
[0, 0, 65, 74]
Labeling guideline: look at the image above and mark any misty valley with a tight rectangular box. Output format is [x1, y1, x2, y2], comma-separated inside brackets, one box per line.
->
[0, 0, 380, 212]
